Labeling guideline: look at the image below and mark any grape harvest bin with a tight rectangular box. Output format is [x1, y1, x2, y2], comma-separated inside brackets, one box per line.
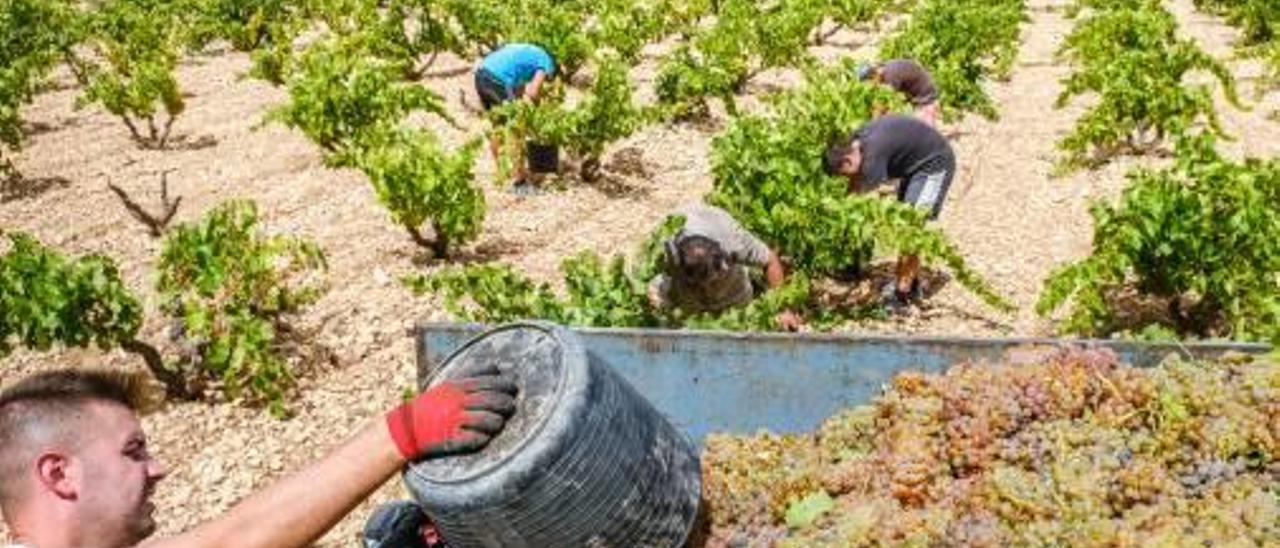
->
[414, 322, 1270, 447]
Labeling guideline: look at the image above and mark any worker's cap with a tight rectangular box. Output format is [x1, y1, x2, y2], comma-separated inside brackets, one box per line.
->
[855, 62, 876, 81]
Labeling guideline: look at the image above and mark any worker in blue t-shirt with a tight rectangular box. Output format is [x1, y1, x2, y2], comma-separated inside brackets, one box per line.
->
[474, 43, 557, 188]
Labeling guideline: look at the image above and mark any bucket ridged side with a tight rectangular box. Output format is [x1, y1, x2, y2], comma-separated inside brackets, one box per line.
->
[404, 323, 701, 547]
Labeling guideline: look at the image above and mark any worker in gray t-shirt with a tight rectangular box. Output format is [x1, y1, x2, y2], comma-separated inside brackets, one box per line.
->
[858, 59, 940, 127]
[648, 205, 801, 331]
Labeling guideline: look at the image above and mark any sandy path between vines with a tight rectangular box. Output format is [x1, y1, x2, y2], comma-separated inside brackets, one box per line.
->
[0, 0, 1275, 544]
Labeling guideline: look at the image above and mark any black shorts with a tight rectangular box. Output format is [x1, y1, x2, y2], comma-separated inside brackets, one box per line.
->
[475, 68, 514, 111]
[898, 154, 955, 220]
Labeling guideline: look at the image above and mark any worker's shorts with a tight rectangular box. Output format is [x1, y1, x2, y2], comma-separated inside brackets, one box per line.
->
[474, 68, 515, 111]
[899, 154, 954, 220]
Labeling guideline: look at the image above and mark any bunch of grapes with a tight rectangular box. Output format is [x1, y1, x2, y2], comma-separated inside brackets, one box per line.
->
[698, 349, 1279, 546]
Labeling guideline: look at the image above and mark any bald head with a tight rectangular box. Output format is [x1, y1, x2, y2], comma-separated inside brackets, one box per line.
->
[0, 370, 145, 509]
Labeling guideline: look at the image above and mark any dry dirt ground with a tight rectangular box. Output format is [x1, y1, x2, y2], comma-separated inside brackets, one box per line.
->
[1, 0, 1277, 544]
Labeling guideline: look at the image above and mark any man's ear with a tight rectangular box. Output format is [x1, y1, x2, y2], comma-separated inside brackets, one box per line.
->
[841, 155, 857, 175]
[35, 452, 78, 501]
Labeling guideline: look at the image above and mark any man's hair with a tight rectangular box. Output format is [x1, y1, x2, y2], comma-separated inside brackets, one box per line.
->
[824, 136, 859, 176]
[0, 369, 147, 508]
[674, 235, 728, 280]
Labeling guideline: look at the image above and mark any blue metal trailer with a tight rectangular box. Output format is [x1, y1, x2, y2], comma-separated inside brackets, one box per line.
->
[414, 322, 1270, 446]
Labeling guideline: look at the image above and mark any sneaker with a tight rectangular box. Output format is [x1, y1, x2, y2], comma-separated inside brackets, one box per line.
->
[510, 180, 541, 196]
[879, 280, 923, 315]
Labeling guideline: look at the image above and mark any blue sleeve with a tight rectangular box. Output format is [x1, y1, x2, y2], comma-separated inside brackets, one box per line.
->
[533, 48, 556, 77]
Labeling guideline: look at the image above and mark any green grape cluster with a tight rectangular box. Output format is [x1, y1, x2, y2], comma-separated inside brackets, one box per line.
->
[701, 349, 1279, 546]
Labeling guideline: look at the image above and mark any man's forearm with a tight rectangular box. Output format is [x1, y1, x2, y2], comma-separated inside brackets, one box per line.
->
[523, 71, 546, 102]
[765, 252, 786, 288]
[144, 421, 404, 548]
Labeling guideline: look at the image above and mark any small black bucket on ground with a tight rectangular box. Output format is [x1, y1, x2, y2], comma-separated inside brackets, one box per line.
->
[526, 142, 559, 174]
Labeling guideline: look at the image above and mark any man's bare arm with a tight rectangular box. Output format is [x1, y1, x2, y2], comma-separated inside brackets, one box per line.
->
[140, 374, 517, 548]
[523, 71, 548, 102]
[141, 421, 403, 548]
[764, 251, 786, 288]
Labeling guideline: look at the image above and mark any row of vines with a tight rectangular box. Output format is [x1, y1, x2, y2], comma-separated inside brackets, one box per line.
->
[1037, 0, 1278, 345]
[413, 0, 1030, 330]
[1192, 0, 1279, 91]
[2, 0, 1274, 420]
[0, 0, 968, 414]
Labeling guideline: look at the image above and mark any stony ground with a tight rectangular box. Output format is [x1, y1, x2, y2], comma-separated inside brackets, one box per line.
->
[0, 0, 1276, 544]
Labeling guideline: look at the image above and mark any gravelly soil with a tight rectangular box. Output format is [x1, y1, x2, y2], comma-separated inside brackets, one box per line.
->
[0, 0, 1275, 544]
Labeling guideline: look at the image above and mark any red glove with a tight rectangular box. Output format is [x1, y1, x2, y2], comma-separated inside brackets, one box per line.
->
[386, 371, 518, 461]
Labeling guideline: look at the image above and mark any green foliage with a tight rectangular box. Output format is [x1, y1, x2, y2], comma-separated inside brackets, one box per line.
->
[405, 262, 568, 324]
[1038, 136, 1280, 344]
[404, 253, 656, 328]
[1193, 0, 1278, 92]
[405, 211, 830, 332]
[67, 0, 189, 148]
[0, 232, 143, 357]
[681, 276, 815, 331]
[0, 0, 77, 176]
[1193, 0, 1275, 47]
[270, 35, 485, 256]
[494, 54, 651, 179]
[656, 0, 850, 118]
[188, 0, 295, 51]
[405, 253, 819, 332]
[354, 129, 485, 255]
[157, 201, 327, 416]
[878, 0, 1026, 121]
[186, 0, 306, 83]
[1055, 4, 1241, 170]
[269, 36, 451, 160]
[655, 44, 747, 120]
[829, 0, 899, 30]
[709, 61, 1012, 311]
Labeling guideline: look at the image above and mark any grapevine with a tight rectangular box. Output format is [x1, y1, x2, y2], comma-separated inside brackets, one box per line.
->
[64, 0, 190, 149]
[0, 231, 180, 391]
[0, 0, 76, 178]
[157, 200, 328, 416]
[656, 0, 857, 119]
[709, 60, 1013, 311]
[1191, 0, 1278, 92]
[352, 129, 485, 256]
[877, 0, 1027, 121]
[269, 35, 452, 162]
[1037, 135, 1280, 344]
[493, 54, 652, 181]
[1055, 1, 1242, 170]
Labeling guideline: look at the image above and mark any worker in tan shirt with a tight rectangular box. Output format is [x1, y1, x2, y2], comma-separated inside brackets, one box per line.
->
[648, 204, 802, 331]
